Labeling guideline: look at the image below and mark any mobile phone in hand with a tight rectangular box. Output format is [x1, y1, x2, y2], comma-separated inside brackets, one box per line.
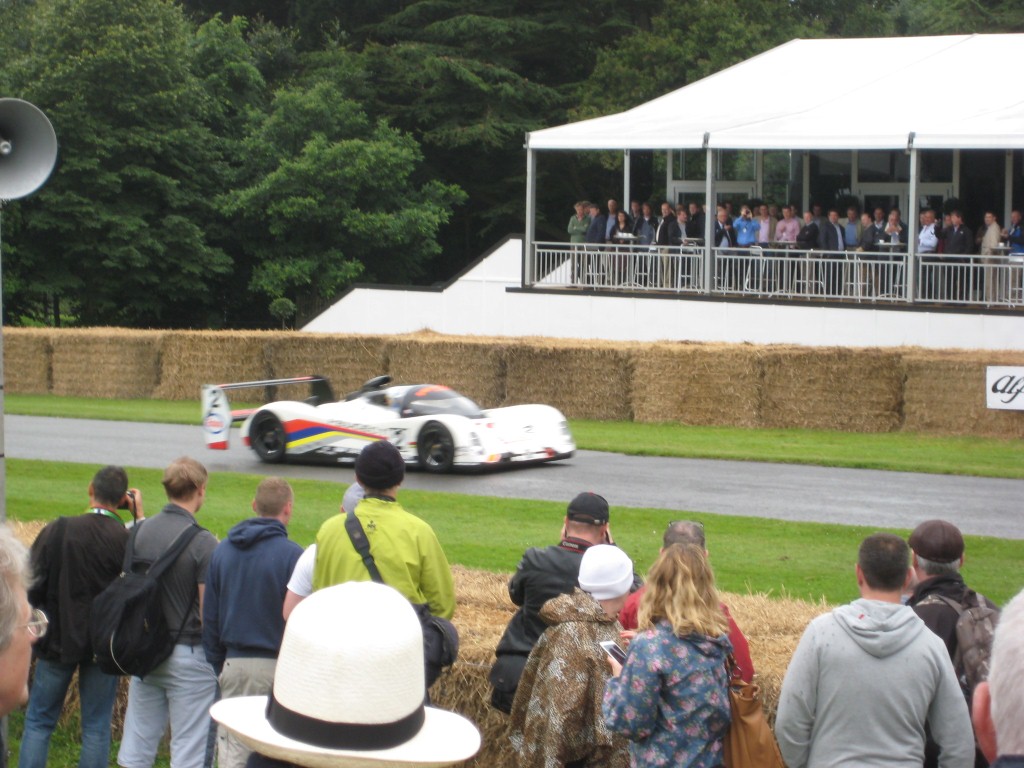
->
[599, 640, 627, 665]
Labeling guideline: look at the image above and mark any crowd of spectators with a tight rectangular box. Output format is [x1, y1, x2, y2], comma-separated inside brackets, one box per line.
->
[0, 450, 1019, 768]
[566, 197, 1024, 302]
[571, 197, 1024, 255]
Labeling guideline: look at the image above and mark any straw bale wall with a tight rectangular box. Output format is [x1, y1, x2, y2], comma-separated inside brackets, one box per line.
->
[3, 328, 52, 394]
[51, 329, 166, 400]
[264, 333, 389, 402]
[631, 343, 762, 427]
[153, 331, 274, 401]
[384, 336, 508, 408]
[4, 328, 1024, 437]
[760, 347, 904, 432]
[902, 349, 1024, 438]
[504, 340, 634, 421]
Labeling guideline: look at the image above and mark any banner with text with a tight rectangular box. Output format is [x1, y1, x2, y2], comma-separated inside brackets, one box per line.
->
[986, 367, 1024, 411]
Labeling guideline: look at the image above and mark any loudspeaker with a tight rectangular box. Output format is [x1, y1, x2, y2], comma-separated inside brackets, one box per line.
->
[0, 98, 58, 201]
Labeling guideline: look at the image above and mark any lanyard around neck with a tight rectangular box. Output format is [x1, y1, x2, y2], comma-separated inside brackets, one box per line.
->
[90, 507, 123, 523]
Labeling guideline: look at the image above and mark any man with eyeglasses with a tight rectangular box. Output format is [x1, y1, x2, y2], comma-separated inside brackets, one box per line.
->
[0, 524, 43, 720]
[617, 520, 755, 683]
[489, 492, 640, 713]
[20, 466, 144, 768]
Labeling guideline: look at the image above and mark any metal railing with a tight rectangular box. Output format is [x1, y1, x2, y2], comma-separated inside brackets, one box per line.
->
[917, 255, 1024, 307]
[533, 243, 704, 293]
[530, 241, 1023, 309]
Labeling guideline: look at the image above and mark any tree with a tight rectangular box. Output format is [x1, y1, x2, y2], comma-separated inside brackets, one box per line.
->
[221, 78, 465, 322]
[893, 0, 1024, 34]
[576, 0, 822, 120]
[5, 0, 233, 327]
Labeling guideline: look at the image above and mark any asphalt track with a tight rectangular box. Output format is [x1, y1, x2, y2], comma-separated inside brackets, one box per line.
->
[5, 415, 1023, 539]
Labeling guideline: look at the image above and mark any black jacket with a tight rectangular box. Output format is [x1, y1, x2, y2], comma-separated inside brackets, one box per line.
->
[654, 217, 680, 246]
[29, 512, 129, 663]
[907, 573, 997, 660]
[686, 213, 705, 240]
[797, 221, 819, 249]
[819, 220, 844, 251]
[944, 225, 973, 255]
[714, 220, 733, 247]
[584, 214, 607, 244]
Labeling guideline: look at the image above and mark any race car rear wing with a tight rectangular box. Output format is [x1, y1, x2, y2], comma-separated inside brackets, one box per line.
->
[200, 375, 335, 450]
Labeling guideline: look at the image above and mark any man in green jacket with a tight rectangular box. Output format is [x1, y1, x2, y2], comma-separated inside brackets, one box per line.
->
[312, 440, 455, 619]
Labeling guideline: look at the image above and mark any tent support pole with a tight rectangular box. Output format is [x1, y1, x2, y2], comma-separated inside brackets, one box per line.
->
[907, 143, 918, 303]
[704, 145, 714, 293]
[1005, 151, 1014, 228]
[623, 150, 631, 211]
[524, 146, 536, 287]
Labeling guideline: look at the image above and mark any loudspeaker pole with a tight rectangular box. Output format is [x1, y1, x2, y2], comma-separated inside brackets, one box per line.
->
[0, 98, 58, 525]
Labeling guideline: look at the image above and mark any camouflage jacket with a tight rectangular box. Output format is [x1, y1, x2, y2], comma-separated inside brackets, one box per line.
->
[509, 588, 630, 768]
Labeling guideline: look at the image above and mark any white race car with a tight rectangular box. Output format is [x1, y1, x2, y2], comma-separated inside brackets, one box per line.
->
[201, 375, 575, 473]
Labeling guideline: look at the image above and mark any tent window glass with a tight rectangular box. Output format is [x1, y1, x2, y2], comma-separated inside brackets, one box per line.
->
[717, 150, 755, 181]
[919, 150, 954, 183]
[673, 150, 706, 181]
[763, 151, 801, 207]
[858, 150, 910, 183]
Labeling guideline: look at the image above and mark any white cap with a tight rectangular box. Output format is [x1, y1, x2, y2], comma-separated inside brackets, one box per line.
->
[578, 544, 633, 600]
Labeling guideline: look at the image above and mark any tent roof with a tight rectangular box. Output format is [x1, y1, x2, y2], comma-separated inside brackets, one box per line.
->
[527, 34, 1024, 151]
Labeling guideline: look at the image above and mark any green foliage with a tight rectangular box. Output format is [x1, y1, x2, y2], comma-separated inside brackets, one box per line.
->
[6, 0, 233, 327]
[893, 0, 1024, 34]
[5, 0, 1024, 324]
[576, 0, 822, 120]
[221, 77, 464, 311]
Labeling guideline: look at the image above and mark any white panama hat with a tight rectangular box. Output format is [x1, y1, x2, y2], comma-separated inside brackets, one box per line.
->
[210, 582, 480, 768]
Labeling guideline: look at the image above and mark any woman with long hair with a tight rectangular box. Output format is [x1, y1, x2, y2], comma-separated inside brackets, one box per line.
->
[602, 543, 732, 767]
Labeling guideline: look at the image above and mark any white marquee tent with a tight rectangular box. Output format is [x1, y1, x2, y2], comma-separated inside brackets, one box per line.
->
[526, 34, 1024, 151]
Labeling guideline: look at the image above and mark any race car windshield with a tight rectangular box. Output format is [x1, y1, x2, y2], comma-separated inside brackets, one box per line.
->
[398, 385, 484, 419]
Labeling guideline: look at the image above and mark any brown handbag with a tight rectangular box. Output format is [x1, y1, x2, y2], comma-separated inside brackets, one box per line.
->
[722, 656, 786, 768]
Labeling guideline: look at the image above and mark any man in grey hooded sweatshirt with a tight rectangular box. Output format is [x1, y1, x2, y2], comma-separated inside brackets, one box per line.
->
[776, 533, 974, 768]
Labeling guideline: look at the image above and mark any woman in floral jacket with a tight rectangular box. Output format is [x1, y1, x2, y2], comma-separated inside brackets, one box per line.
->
[602, 543, 732, 768]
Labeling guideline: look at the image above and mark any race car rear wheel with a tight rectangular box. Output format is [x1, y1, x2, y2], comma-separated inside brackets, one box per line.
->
[417, 422, 454, 473]
[250, 413, 287, 464]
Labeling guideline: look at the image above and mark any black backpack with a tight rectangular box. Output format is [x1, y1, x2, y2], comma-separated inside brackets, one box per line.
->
[89, 523, 201, 678]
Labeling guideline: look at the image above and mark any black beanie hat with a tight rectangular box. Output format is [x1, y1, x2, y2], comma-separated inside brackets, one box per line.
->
[355, 440, 406, 490]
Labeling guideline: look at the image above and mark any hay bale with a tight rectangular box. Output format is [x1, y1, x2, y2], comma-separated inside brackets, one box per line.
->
[385, 336, 508, 407]
[265, 333, 389, 402]
[722, 592, 831, 726]
[153, 331, 274, 401]
[901, 348, 1024, 438]
[505, 340, 634, 420]
[50, 329, 165, 399]
[3, 328, 53, 394]
[760, 347, 903, 432]
[632, 343, 762, 427]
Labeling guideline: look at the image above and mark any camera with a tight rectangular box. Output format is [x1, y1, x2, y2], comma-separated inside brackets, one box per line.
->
[118, 490, 135, 510]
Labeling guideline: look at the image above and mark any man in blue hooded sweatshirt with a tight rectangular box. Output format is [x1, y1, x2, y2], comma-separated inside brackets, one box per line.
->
[202, 477, 303, 768]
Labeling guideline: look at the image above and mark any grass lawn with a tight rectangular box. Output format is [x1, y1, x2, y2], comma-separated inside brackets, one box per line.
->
[8, 458, 1024, 606]
[7, 393, 1024, 478]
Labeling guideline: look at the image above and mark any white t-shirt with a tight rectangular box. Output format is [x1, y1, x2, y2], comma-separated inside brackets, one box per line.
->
[287, 544, 316, 597]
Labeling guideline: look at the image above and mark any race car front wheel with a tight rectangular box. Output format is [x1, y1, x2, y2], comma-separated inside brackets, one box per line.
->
[417, 422, 454, 473]
[250, 413, 287, 464]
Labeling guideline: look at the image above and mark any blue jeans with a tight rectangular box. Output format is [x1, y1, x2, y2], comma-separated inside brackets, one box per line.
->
[18, 657, 120, 768]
